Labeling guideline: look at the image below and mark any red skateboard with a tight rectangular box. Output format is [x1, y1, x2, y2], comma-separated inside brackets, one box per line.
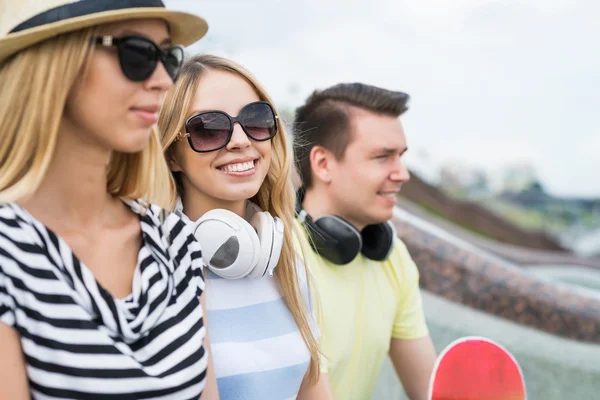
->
[428, 336, 527, 400]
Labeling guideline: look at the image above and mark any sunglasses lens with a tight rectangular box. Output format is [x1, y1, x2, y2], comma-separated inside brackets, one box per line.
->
[188, 112, 232, 152]
[118, 37, 158, 81]
[162, 46, 184, 81]
[240, 103, 277, 140]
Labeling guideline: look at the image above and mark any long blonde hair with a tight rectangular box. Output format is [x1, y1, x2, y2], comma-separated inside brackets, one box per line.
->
[0, 28, 172, 208]
[157, 54, 320, 382]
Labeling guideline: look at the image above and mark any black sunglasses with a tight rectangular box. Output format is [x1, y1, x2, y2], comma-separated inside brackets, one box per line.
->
[178, 101, 279, 153]
[94, 35, 184, 82]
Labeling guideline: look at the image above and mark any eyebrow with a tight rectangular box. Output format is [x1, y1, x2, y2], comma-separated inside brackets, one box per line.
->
[372, 147, 408, 156]
[159, 37, 173, 46]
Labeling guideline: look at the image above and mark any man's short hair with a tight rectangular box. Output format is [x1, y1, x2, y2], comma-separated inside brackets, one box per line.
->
[293, 83, 409, 189]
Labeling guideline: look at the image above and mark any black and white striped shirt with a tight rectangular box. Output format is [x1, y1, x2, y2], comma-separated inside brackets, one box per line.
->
[0, 201, 208, 399]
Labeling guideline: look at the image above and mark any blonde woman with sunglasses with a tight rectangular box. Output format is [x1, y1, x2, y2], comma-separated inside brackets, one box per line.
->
[157, 54, 334, 399]
[0, 1, 219, 398]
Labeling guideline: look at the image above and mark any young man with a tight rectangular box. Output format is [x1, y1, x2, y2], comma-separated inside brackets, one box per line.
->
[293, 83, 436, 400]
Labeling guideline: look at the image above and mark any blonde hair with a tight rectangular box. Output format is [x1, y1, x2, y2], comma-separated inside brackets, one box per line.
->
[157, 54, 321, 383]
[0, 28, 172, 208]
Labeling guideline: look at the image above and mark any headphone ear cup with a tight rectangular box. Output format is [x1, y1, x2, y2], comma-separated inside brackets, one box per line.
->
[312, 215, 362, 265]
[247, 211, 277, 278]
[268, 217, 284, 276]
[360, 221, 396, 261]
[194, 209, 260, 279]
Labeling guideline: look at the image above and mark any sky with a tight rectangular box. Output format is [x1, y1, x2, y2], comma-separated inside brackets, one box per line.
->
[166, 0, 600, 198]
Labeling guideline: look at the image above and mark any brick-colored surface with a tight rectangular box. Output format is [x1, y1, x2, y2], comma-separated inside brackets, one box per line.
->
[392, 213, 600, 343]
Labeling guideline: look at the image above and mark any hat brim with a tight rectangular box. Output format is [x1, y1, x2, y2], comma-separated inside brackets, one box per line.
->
[0, 8, 208, 64]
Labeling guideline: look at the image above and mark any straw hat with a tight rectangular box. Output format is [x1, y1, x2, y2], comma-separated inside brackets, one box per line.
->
[0, 0, 208, 64]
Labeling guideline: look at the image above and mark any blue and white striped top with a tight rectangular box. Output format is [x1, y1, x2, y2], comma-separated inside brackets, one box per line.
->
[205, 264, 315, 400]
[173, 198, 317, 399]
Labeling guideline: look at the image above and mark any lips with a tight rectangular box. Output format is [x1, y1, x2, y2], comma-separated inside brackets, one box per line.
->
[377, 191, 400, 197]
[377, 190, 400, 206]
[131, 104, 160, 125]
[133, 105, 160, 113]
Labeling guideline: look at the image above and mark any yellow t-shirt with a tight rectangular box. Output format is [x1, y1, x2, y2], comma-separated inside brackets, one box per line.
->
[294, 220, 429, 400]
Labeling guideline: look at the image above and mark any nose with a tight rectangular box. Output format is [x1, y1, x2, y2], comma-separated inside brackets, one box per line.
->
[145, 61, 173, 93]
[390, 157, 410, 183]
[226, 123, 251, 150]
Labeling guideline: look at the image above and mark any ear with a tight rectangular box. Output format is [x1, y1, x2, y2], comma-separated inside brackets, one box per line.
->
[167, 148, 183, 173]
[309, 145, 333, 184]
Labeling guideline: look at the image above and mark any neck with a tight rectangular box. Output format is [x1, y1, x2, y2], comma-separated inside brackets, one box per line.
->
[181, 187, 247, 222]
[302, 186, 366, 231]
[20, 126, 114, 228]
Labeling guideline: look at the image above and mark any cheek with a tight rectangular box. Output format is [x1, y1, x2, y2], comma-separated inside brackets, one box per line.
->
[179, 147, 226, 193]
[335, 163, 367, 185]
[257, 141, 273, 171]
[178, 145, 214, 176]
[334, 163, 383, 196]
[79, 56, 132, 120]
[259, 141, 273, 159]
[365, 162, 391, 181]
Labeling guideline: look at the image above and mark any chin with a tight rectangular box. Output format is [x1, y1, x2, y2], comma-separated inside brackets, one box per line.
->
[370, 208, 394, 225]
[112, 130, 153, 153]
[221, 186, 261, 202]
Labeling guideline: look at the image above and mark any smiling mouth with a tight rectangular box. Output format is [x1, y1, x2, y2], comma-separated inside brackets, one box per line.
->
[377, 192, 398, 198]
[217, 160, 256, 173]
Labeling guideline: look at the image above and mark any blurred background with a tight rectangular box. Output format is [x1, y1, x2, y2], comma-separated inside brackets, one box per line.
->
[166, 0, 600, 398]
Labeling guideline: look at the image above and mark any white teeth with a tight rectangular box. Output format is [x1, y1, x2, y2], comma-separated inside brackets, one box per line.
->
[221, 160, 255, 173]
[379, 192, 397, 198]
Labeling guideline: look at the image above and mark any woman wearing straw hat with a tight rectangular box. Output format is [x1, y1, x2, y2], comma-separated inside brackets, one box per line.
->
[0, 1, 219, 398]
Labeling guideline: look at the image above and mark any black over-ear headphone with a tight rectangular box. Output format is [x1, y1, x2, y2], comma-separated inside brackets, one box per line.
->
[295, 189, 396, 265]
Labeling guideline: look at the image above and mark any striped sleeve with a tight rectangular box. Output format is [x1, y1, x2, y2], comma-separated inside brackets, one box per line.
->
[190, 236, 205, 296]
[161, 206, 205, 297]
[0, 268, 16, 327]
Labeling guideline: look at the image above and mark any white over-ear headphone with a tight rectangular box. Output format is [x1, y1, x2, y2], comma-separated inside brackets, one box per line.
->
[175, 198, 284, 279]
